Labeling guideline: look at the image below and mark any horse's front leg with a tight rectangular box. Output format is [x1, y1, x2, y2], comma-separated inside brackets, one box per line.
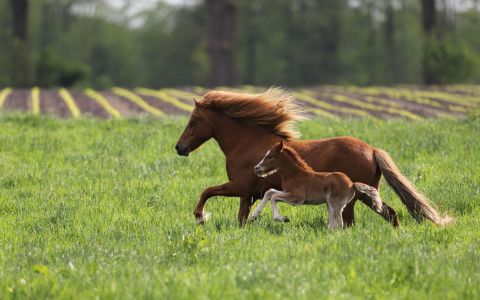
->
[270, 190, 298, 223]
[238, 197, 254, 226]
[194, 181, 239, 224]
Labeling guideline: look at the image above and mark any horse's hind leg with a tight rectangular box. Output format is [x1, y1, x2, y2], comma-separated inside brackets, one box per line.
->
[327, 205, 344, 230]
[327, 196, 350, 230]
[342, 200, 356, 227]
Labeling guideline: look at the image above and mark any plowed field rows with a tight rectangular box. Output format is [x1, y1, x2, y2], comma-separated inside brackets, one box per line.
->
[0, 85, 479, 119]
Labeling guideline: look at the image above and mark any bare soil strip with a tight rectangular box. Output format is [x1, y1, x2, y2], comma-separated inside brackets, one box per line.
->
[2, 89, 31, 113]
[133, 92, 189, 116]
[40, 89, 71, 118]
[70, 90, 110, 118]
[0, 86, 478, 119]
[100, 92, 144, 117]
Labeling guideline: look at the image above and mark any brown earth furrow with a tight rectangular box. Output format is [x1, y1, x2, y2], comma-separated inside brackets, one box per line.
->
[70, 90, 110, 118]
[296, 98, 352, 119]
[40, 89, 70, 118]
[132, 92, 189, 115]
[315, 86, 462, 116]
[3, 89, 31, 113]
[101, 92, 146, 117]
[327, 89, 439, 118]
[311, 91, 399, 119]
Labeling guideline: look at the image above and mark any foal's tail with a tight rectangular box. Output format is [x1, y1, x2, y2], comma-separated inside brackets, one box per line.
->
[374, 148, 452, 226]
[353, 182, 383, 213]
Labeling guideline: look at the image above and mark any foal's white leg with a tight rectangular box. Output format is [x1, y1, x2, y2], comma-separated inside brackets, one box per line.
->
[270, 192, 293, 223]
[249, 189, 277, 221]
[327, 197, 348, 230]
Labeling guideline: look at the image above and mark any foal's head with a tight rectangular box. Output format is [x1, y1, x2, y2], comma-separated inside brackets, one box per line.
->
[255, 141, 313, 178]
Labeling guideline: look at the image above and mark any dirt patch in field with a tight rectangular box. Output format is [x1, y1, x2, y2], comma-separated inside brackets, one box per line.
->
[310, 88, 398, 119]
[72, 90, 111, 118]
[295, 96, 352, 119]
[1, 86, 477, 119]
[40, 90, 70, 118]
[3, 89, 30, 112]
[133, 93, 189, 115]
[334, 90, 439, 118]
[101, 92, 146, 117]
[314, 86, 463, 118]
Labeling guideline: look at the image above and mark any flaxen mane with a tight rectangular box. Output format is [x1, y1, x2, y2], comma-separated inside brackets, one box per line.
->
[282, 146, 314, 172]
[199, 87, 307, 139]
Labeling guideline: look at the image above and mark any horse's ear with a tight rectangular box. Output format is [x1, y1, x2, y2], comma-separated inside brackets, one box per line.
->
[280, 140, 286, 152]
[193, 97, 199, 107]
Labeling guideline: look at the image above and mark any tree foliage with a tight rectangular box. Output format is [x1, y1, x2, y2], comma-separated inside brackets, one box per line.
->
[0, 0, 479, 87]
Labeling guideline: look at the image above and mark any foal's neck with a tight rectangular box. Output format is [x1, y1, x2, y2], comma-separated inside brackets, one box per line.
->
[278, 151, 312, 178]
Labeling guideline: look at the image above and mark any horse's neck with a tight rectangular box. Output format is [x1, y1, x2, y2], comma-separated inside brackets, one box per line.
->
[208, 110, 276, 156]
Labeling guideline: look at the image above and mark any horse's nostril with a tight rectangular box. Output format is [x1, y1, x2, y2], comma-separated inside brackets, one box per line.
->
[175, 144, 180, 151]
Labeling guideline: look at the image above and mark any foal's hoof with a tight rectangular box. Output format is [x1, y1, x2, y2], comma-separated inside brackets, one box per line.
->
[274, 216, 290, 223]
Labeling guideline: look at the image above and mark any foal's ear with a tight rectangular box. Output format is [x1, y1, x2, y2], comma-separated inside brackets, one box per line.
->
[193, 97, 199, 107]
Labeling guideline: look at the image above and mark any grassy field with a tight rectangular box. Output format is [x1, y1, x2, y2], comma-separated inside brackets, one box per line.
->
[0, 114, 479, 299]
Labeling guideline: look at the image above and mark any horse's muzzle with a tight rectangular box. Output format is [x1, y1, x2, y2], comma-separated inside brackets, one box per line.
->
[175, 144, 190, 156]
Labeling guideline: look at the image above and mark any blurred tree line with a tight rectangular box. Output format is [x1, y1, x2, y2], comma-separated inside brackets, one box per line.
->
[0, 0, 479, 88]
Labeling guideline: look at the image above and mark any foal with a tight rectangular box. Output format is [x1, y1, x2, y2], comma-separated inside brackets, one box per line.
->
[250, 141, 384, 229]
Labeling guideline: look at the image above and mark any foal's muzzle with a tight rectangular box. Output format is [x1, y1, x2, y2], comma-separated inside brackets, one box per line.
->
[254, 165, 262, 176]
[175, 144, 190, 156]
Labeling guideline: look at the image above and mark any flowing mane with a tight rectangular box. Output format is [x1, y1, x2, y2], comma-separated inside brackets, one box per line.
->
[282, 146, 314, 172]
[199, 87, 308, 139]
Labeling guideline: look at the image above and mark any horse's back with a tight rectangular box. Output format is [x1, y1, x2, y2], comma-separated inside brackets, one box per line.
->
[288, 136, 379, 185]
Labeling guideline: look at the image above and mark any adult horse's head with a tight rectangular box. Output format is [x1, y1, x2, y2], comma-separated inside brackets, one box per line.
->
[175, 88, 307, 156]
[175, 100, 213, 156]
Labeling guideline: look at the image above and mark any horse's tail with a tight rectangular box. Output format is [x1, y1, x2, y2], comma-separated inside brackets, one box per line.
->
[374, 148, 452, 226]
[353, 182, 383, 213]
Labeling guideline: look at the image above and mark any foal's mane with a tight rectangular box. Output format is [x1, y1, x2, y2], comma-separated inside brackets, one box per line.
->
[199, 87, 307, 139]
[282, 146, 314, 172]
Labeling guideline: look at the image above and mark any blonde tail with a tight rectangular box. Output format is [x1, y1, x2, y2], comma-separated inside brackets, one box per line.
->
[374, 148, 452, 226]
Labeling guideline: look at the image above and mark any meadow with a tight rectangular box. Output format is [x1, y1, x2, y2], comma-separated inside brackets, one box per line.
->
[0, 114, 479, 299]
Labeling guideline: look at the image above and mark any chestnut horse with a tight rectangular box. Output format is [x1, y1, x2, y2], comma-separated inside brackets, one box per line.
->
[175, 88, 451, 226]
[250, 140, 384, 229]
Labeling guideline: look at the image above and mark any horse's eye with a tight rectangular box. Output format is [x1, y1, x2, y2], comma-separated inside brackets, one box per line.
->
[189, 121, 196, 127]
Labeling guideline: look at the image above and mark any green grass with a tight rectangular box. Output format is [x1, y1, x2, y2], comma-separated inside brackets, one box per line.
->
[0, 114, 479, 299]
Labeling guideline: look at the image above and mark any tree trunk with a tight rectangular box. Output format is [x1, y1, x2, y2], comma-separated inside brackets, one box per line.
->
[421, 0, 436, 84]
[9, 0, 32, 87]
[421, 0, 436, 35]
[206, 0, 236, 87]
[384, 1, 396, 83]
[244, 2, 257, 85]
[284, 3, 295, 85]
[10, 0, 28, 41]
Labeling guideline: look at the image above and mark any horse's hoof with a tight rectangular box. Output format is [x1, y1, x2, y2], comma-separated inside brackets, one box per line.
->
[274, 216, 290, 223]
[203, 211, 212, 221]
[194, 211, 211, 225]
